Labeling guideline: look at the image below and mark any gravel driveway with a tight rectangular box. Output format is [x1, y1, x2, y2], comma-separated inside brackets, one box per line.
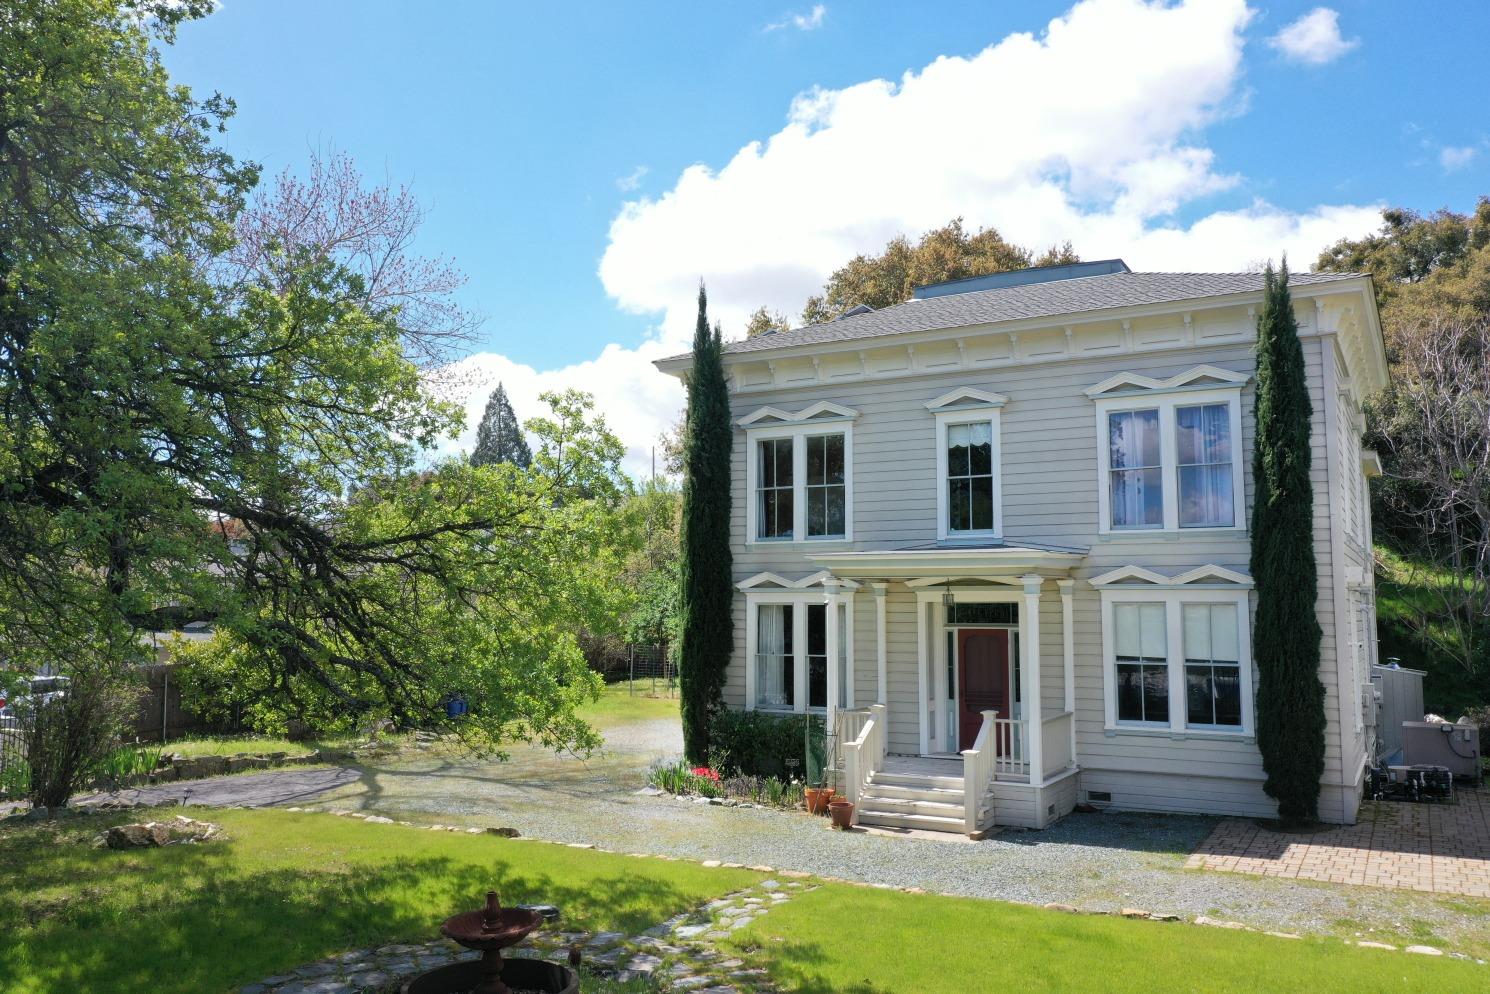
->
[68, 711, 1489, 953]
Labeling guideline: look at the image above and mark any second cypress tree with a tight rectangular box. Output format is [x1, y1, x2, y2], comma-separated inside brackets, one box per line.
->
[1250, 261, 1326, 825]
[677, 284, 734, 764]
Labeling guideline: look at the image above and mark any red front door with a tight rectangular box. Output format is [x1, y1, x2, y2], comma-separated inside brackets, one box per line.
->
[957, 629, 1010, 751]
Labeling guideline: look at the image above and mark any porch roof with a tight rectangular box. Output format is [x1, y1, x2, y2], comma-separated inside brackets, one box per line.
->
[805, 540, 1087, 580]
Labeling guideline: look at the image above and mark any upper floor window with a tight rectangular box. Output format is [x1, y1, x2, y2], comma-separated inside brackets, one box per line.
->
[926, 387, 1007, 542]
[1087, 368, 1248, 535]
[804, 434, 846, 538]
[946, 420, 996, 533]
[740, 402, 857, 545]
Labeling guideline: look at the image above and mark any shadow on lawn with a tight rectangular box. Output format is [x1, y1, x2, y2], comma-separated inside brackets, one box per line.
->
[0, 814, 715, 994]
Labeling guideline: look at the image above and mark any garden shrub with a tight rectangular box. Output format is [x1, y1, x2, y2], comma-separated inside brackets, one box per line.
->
[708, 710, 825, 781]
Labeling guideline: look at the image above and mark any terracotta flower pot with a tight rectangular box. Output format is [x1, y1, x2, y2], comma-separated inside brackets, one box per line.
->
[804, 787, 826, 815]
[828, 797, 855, 830]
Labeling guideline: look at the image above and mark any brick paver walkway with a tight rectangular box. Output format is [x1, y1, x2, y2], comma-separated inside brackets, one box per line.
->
[1186, 784, 1490, 896]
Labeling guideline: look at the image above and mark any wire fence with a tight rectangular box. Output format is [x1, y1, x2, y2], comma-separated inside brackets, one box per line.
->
[0, 712, 31, 800]
[620, 643, 675, 698]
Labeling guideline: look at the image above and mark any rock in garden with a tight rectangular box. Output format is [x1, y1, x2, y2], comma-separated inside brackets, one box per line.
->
[98, 816, 219, 849]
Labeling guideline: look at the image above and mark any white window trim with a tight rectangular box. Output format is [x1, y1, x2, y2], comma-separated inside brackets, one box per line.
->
[1098, 586, 1255, 737]
[1092, 384, 1245, 535]
[743, 587, 855, 714]
[928, 391, 1007, 543]
[743, 418, 855, 545]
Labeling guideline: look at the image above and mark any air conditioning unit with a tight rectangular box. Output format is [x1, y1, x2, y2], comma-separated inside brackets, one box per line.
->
[1400, 722, 1481, 779]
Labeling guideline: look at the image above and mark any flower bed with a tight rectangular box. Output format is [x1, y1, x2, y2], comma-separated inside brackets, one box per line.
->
[647, 760, 805, 809]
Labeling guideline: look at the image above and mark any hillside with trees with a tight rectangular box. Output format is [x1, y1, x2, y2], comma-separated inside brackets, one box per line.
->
[1316, 199, 1490, 715]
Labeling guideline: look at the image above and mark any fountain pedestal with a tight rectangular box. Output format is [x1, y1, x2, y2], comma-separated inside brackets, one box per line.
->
[401, 892, 578, 994]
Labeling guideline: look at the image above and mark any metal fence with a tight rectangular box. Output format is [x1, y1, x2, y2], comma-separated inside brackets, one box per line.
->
[0, 712, 30, 800]
[621, 643, 675, 697]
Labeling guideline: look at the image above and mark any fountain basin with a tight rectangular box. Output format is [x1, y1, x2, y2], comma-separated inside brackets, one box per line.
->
[401, 958, 578, 994]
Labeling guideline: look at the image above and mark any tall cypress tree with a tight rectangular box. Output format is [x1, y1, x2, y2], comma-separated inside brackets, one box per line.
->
[677, 283, 733, 764]
[471, 383, 532, 468]
[1250, 261, 1326, 825]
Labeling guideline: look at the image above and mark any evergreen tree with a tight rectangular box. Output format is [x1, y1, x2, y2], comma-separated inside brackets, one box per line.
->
[471, 383, 532, 468]
[1250, 261, 1326, 825]
[677, 283, 734, 763]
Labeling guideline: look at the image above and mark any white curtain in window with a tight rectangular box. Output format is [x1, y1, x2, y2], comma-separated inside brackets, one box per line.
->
[757, 605, 787, 707]
[1109, 410, 1162, 527]
[1177, 404, 1233, 527]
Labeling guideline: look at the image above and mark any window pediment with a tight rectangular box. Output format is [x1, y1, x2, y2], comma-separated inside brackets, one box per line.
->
[1089, 564, 1253, 588]
[1084, 364, 1249, 399]
[739, 401, 858, 427]
[738, 571, 859, 591]
[925, 386, 1009, 412]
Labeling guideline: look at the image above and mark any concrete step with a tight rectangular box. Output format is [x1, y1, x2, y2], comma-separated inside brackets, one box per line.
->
[860, 781, 966, 804]
[856, 809, 968, 833]
[856, 794, 965, 819]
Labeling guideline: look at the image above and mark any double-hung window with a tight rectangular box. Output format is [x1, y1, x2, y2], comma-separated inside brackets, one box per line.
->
[927, 388, 1007, 541]
[1100, 584, 1252, 735]
[743, 587, 855, 713]
[757, 438, 795, 540]
[755, 604, 794, 709]
[1091, 374, 1246, 534]
[804, 434, 847, 538]
[742, 404, 855, 544]
[1114, 602, 1169, 725]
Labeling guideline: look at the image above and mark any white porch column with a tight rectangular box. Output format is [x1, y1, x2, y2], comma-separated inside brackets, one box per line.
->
[872, 582, 888, 705]
[1021, 574, 1044, 784]
[1058, 578, 1076, 763]
[916, 595, 930, 755]
[824, 579, 841, 735]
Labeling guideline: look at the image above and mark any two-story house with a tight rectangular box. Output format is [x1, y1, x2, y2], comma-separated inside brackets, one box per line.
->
[656, 259, 1388, 835]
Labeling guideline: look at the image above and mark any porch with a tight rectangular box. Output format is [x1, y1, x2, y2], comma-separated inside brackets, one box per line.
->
[814, 544, 1085, 835]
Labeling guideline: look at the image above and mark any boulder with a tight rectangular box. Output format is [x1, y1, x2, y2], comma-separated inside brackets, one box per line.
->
[486, 826, 521, 838]
[98, 816, 219, 850]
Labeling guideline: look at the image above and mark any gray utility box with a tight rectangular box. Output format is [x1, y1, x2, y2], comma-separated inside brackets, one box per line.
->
[1400, 721, 1482, 778]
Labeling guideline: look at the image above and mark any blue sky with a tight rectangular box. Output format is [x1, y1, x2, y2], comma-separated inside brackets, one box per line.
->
[163, 1, 1488, 469]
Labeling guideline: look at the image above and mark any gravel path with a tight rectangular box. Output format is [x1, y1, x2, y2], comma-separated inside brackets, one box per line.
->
[79, 766, 361, 809]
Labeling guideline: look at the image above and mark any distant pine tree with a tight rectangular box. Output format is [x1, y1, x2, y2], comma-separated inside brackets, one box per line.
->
[677, 283, 733, 764]
[1250, 261, 1326, 825]
[471, 383, 532, 468]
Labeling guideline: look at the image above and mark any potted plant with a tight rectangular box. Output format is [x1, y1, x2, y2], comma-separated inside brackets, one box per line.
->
[828, 795, 855, 830]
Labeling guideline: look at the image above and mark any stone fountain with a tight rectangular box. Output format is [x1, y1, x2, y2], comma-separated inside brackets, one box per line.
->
[402, 892, 578, 994]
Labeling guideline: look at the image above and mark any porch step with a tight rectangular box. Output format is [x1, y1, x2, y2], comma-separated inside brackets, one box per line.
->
[869, 770, 965, 792]
[856, 767, 970, 834]
[860, 782, 966, 805]
[855, 795, 965, 819]
[854, 809, 968, 833]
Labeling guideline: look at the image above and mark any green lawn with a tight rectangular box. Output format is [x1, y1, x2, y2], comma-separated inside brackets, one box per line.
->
[722, 883, 1485, 994]
[163, 734, 327, 757]
[0, 807, 758, 994]
[580, 681, 680, 729]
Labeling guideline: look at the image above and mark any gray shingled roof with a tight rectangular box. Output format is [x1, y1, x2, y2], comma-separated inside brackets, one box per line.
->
[703, 270, 1364, 359]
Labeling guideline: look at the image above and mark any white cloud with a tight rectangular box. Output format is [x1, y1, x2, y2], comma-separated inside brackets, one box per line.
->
[766, 5, 827, 33]
[1439, 145, 1477, 173]
[1268, 7, 1358, 65]
[444, 0, 1381, 477]
[615, 165, 649, 192]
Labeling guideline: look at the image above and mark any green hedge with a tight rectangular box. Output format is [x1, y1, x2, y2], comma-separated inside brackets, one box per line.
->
[708, 710, 825, 782]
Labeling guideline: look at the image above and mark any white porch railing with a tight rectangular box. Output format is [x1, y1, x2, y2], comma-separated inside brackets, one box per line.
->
[840, 704, 886, 826]
[961, 708, 999, 834]
[1041, 711, 1076, 780]
[992, 717, 1028, 778]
